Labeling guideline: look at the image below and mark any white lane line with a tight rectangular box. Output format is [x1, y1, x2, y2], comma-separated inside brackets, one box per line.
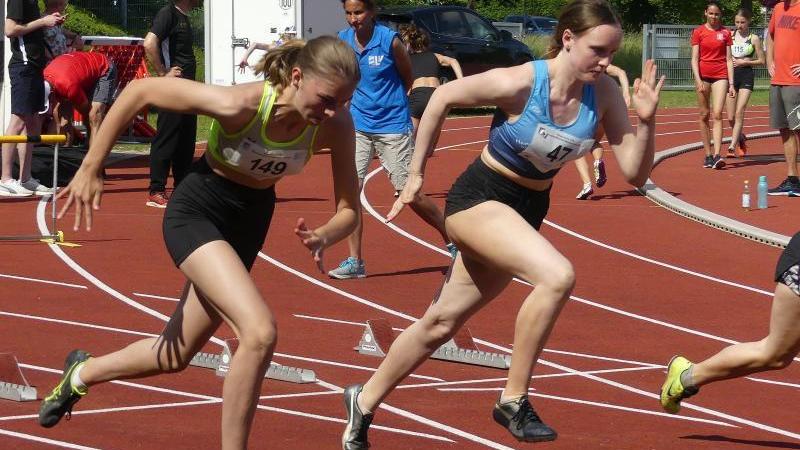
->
[544, 221, 774, 296]
[295, 313, 663, 368]
[7, 364, 456, 445]
[0, 310, 159, 338]
[745, 377, 800, 390]
[256, 405, 456, 444]
[271, 353, 444, 382]
[132, 292, 180, 302]
[437, 389, 736, 428]
[0, 399, 222, 422]
[0, 273, 87, 289]
[0, 428, 100, 450]
[3, 308, 440, 386]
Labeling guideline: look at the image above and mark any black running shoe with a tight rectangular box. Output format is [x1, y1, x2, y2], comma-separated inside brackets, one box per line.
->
[703, 155, 713, 168]
[492, 395, 557, 442]
[711, 155, 725, 169]
[768, 178, 800, 196]
[38, 350, 91, 428]
[342, 384, 373, 450]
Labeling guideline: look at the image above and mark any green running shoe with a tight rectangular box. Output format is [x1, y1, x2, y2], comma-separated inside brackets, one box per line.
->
[660, 355, 698, 414]
[38, 350, 91, 428]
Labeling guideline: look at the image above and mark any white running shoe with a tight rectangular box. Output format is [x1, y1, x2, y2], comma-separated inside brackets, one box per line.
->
[0, 179, 35, 197]
[19, 178, 56, 196]
[576, 183, 593, 200]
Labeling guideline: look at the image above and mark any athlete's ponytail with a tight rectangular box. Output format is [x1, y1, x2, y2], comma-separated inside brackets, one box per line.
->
[253, 36, 359, 90]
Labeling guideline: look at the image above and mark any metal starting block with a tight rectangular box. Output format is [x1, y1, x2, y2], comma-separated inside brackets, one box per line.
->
[190, 339, 316, 384]
[0, 353, 37, 402]
[354, 319, 511, 369]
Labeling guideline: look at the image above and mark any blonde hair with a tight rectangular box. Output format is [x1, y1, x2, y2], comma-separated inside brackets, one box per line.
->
[546, 0, 621, 58]
[253, 36, 360, 89]
[399, 23, 430, 53]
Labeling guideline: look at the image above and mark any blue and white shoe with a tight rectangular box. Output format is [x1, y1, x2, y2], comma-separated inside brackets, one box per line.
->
[328, 257, 366, 279]
[446, 242, 458, 259]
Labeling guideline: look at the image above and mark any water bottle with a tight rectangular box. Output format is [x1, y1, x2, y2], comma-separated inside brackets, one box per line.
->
[742, 180, 750, 210]
[757, 175, 768, 209]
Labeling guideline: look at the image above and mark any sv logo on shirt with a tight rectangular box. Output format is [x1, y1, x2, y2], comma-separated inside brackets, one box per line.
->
[368, 55, 384, 67]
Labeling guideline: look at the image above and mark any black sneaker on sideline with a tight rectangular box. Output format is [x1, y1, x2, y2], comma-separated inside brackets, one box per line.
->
[492, 395, 557, 442]
[38, 350, 91, 428]
[711, 155, 726, 169]
[768, 178, 800, 196]
[342, 384, 373, 450]
[703, 155, 713, 168]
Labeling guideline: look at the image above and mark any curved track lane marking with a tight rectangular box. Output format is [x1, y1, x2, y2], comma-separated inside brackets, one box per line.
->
[0, 428, 99, 450]
[0, 273, 86, 289]
[35, 196, 508, 449]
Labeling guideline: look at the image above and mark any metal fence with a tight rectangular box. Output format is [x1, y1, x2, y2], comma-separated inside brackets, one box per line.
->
[642, 24, 769, 90]
[71, 0, 204, 45]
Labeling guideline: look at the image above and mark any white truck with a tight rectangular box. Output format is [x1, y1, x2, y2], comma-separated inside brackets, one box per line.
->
[204, 0, 347, 86]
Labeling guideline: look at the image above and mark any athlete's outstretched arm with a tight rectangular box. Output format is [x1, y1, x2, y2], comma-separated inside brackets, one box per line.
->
[58, 77, 257, 231]
[294, 109, 360, 272]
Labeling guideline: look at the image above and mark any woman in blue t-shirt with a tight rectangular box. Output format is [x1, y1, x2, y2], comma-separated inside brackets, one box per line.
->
[329, 0, 454, 280]
[341, 0, 664, 446]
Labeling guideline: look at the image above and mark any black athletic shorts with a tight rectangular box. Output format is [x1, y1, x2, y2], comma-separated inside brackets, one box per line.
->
[775, 232, 800, 296]
[733, 67, 754, 91]
[163, 157, 276, 269]
[445, 156, 550, 229]
[408, 87, 435, 119]
[9, 62, 45, 115]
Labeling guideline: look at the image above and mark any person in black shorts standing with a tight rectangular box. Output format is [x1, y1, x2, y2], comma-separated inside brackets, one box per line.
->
[143, 0, 200, 208]
[398, 24, 463, 141]
[724, 8, 764, 158]
[1, 0, 63, 197]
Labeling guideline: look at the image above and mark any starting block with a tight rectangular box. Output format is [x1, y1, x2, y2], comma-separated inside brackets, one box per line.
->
[354, 319, 511, 369]
[189, 339, 316, 384]
[0, 353, 37, 402]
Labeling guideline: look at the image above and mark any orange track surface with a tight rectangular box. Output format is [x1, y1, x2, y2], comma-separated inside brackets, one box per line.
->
[1, 106, 799, 449]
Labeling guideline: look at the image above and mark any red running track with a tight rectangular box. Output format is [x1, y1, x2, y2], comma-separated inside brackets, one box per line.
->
[0, 105, 799, 449]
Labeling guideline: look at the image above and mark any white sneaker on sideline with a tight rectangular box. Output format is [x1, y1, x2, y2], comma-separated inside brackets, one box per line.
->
[0, 179, 35, 197]
[19, 178, 56, 196]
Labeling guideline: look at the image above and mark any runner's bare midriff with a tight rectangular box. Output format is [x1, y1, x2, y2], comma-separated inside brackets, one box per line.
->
[480, 147, 554, 191]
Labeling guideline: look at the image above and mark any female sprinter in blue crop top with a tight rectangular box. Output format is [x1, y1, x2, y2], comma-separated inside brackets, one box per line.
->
[340, 1, 664, 447]
[38, 36, 361, 449]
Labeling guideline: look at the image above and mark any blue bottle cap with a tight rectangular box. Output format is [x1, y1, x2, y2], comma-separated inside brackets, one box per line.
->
[759, 175, 767, 182]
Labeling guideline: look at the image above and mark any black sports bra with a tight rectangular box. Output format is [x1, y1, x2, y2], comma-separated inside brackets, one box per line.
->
[410, 51, 439, 79]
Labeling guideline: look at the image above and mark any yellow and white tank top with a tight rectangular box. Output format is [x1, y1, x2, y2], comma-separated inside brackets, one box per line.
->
[731, 32, 756, 59]
[207, 82, 319, 181]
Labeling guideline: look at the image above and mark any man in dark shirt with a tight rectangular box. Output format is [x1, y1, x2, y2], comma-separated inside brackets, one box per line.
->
[1, 0, 63, 197]
[143, 0, 200, 208]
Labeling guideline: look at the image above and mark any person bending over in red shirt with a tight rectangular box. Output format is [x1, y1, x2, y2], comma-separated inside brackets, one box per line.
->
[43, 51, 117, 145]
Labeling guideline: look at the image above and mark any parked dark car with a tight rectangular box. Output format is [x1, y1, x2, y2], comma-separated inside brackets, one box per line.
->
[377, 6, 535, 82]
[504, 15, 558, 36]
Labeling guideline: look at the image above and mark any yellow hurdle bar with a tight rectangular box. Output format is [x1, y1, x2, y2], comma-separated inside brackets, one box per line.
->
[0, 135, 67, 144]
[0, 134, 67, 243]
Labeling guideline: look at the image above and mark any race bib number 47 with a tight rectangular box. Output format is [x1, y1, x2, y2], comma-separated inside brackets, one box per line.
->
[518, 124, 595, 173]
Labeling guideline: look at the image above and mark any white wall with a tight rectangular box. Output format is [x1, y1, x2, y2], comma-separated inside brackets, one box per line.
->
[205, 0, 348, 87]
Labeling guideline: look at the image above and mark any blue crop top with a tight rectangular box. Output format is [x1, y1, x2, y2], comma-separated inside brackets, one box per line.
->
[488, 59, 598, 180]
